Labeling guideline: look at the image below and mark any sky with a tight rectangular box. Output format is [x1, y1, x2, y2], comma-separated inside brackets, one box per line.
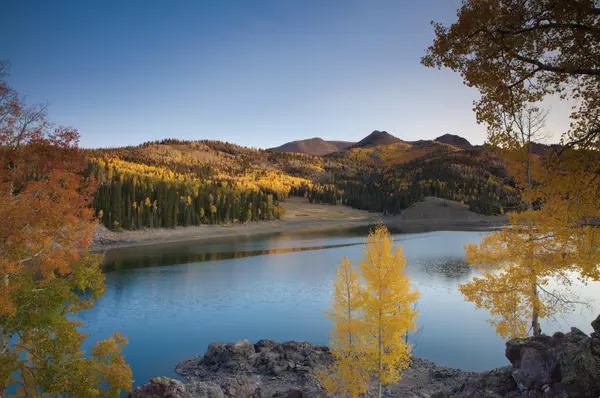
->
[2, 0, 571, 149]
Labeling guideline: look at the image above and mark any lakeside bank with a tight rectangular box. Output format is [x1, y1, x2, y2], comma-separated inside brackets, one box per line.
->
[92, 197, 507, 252]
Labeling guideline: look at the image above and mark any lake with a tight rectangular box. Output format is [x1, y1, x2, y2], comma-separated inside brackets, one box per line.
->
[78, 228, 600, 387]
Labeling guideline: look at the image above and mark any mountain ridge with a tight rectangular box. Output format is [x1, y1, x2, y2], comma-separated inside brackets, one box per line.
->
[268, 137, 355, 156]
[269, 131, 477, 156]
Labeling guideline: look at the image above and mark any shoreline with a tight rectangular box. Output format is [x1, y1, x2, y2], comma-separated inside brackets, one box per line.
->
[131, 316, 600, 398]
[92, 197, 507, 252]
[91, 217, 505, 252]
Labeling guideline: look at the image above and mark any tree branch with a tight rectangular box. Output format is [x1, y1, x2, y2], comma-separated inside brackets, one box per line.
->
[509, 51, 600, 76]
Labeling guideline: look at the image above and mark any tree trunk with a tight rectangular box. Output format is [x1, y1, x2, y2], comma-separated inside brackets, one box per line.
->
[532, 283, 542, 336]
[378, 312, 383, 398]
[525, 132, 543, 337]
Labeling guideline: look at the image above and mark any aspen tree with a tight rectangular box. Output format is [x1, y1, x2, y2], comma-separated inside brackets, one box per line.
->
[360, 225, 420, 397]
[318, 258, 370, 398]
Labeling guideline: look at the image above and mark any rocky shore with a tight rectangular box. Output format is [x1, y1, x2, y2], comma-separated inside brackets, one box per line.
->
[130, 314, 600, 397]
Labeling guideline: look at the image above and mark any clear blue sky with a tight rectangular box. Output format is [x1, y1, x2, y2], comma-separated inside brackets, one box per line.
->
[3, 0, 568, 148]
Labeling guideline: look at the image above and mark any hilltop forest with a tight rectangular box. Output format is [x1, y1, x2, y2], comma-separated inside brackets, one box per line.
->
[88, 131, 524, 230]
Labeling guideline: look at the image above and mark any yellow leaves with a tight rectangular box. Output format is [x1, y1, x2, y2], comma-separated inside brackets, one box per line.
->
[320, 257, 369, 398]
[321, 225, 419, 396]
[361, 224, 420, 387]
[462, 199, 599, 339]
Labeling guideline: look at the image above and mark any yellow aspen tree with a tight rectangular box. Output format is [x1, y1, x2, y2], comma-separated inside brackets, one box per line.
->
[360, 224, 420, 398]
[423, 2, 600, 340]
[318, 257, 370, 398]
[460, 108, 600, 339]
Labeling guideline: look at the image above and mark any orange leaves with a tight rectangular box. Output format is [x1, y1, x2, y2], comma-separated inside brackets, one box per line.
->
[0, 282, 16, 316]
[0, 68, 132, 396]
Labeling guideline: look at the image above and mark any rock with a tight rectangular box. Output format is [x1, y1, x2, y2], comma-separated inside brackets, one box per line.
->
[217, 376, 260, 398]
[505, 335, 561, 390]
[203, 339, 256, 372]
[285, 387, 303, 398]
[255, 339, 277, 352]
[186, 382, 225, 398]
[134, 315, 600, 397]
[447, 314, 600, 398]
[282, 387, 319, 398]
[558, 328, 600, 397]
[591, 313, 600, 337]
[176, 340, 332, 397]
[129, 377, 189, 398]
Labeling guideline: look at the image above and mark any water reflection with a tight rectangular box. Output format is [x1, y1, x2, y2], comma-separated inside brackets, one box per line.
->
[103, 242, 364, 272]
[81, 229, 598, 389]
[421, 259, 473, 280]
[102, 225, 406, 272]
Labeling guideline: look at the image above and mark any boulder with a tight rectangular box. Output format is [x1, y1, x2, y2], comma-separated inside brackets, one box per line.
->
[134, 315, 600, 398]
[203, 339, 256, 372]
[591, 313, 600, 337]
[505, 335, 561, 390]
[175, 340, 331, 397]
[129, 377, 189, 398]
[445, 314, 600, 398]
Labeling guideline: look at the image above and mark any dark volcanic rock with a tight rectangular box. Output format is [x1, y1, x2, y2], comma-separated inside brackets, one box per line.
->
[175, 340, 332, 397]
[505, 334, 561, 390]
[446, 315, 600, 398]
[591, 313, 600, 337]
[172, 340, 474, 397]
[130, 377, 189, 398]
[133, 314, 600, 397]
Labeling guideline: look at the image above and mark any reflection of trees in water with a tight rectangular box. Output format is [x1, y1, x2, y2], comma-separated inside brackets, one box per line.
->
[421, 258, 473, 280]
[103, 242, 363, 272]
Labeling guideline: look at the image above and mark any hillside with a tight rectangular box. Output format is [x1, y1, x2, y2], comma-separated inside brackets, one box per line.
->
[434, 133, 472, 148]
[87, 132, 521, 231]
[268, 138, 341, 156]
[327, 140, 355, 150]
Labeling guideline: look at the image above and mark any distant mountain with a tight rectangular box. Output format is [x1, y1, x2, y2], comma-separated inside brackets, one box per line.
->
[435, 134, 472, 148]
[327, 141, 356, 150]
[268, 138, 355, 156]
[351, 130, 402, 149]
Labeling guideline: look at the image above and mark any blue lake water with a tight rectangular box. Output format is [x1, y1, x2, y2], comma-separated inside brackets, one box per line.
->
[78, 228, 600, 388]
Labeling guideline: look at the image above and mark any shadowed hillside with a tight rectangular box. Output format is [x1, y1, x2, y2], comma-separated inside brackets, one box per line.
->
[327, 140, 355, 150]
[435, 133, 472, 148]
[268, 138, 342, 156]
[87, 132, 524, 231]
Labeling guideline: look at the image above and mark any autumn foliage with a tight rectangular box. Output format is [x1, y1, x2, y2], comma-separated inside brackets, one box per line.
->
[0, 62, 132, 396]
[424, 0, 600, 339]
[319, 225, 419, 397]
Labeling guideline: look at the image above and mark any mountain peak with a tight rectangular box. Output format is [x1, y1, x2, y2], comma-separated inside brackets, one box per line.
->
[434, 134, 472, 148]
[268, 137, 354, 156]
[352, 130, 401, 148]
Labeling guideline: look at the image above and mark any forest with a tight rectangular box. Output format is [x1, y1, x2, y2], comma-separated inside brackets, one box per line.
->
[2, 0, 600, 397]
[89, 137, 524, 230]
